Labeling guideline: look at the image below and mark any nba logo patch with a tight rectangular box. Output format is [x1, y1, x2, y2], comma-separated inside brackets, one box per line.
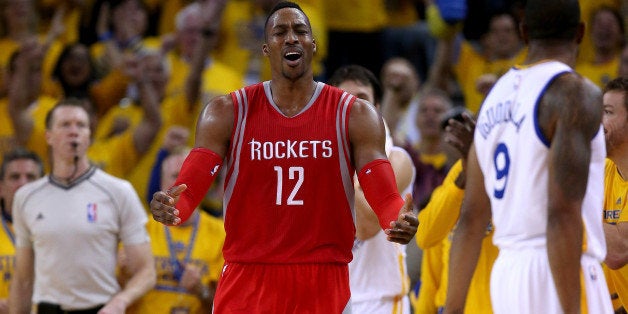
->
[87, 203, 98, 223]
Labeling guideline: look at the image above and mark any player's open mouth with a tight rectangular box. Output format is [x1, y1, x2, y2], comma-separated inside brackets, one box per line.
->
[284, 51, 302, 62]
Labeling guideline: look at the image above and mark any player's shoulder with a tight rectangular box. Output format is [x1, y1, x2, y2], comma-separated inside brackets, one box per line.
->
[542, 71, 601, 114]
[389, 146, 413, 167]
[547, 71, 601, 99]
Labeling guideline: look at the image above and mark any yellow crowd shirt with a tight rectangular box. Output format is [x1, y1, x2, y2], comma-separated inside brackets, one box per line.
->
[603, 159, 628, 309]
[0, 99, 17, 158]
[18, 95, 59, 170]
[164, 53, 245, 104]
[453, 42, 526, 114]
[415, 160, 498, 312]
[323, 0, 387, 31]
[576, 56, 620, 90]
[127, 211, 225, 314]
[0, 36, 64, 99]
[0, 213, 14, 300]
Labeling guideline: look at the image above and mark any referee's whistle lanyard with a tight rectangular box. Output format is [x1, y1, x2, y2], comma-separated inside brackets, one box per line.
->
[165, 216, 199, 292]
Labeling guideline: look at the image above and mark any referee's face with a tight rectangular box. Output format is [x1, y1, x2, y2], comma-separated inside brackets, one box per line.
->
[45, 105, 91, 160]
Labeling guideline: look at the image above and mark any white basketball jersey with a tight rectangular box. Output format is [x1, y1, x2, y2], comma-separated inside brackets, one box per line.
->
[474, 61, 606, 261]
[349, 123, 414, 310]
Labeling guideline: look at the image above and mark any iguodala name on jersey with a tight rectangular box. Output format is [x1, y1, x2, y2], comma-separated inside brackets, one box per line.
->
[477, 99, 526, 140]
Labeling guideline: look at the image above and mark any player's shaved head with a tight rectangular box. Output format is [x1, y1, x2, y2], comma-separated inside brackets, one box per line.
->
[524, 0, 581, 41]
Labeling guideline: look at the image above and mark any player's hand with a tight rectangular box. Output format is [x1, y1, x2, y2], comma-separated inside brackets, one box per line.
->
[0, 298, 9, 314]
[98, 294, 129, 314]
[150, 184, 187, 225]
[385, 193, 418, 244]
[443, 111, 475, 159]
[179, 264, 203, 295]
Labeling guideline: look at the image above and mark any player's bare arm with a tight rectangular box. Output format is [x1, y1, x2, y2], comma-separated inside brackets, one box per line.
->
[354, 146, 415, 241]
[603, 222, 628, 269]
[444, 144, 492, 314]
[540, 73, 602, 313]
[150, 95, 234, 226]
[349, 98, 418, 244]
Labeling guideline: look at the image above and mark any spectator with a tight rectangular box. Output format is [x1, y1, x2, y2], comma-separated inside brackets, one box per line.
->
[0, 148, 43, 314]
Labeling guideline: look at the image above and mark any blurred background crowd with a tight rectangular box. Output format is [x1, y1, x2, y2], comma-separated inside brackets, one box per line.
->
[0, 0, 627, 312]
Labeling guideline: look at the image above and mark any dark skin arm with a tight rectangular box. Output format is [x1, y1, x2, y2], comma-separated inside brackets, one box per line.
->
[349, 98, 418, 244]
[443, 143, 492, 314]
[540, 73, 602, 314]
[151, 94, 418, 242]
[354, 147, 414, 240]
[150, 95, 234, 225]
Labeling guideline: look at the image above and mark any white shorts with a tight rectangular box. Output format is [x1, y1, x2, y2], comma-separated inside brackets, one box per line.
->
[350, 295, 410, 314]
[490, 248, 612, 314]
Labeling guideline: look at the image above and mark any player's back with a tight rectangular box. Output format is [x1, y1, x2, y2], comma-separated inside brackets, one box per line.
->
[474, 61, 606, 260]
[222, 81, 357, 264]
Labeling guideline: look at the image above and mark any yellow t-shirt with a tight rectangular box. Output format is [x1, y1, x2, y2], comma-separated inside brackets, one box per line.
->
[164, 54, 244, 103]
[415, 160, 498, 312]
[94, 100, 144, 142]
[453, 42, 527, 113]
[0, 37, 64, 99]
[20, 96, 59, 170]
[0, 99, 18, 159]
[576, 56, 620, 89]
[88, 130, 140, 179]
[0, 217, 14, 299]
[323, 0, 387, 31]
[125, 93, 190, 203]
[413, 242, 442, 313]
[602, 159, 628, 309]
[126, 211, 225, 314]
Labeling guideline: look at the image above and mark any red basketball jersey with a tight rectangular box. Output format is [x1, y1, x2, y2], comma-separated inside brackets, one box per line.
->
[223, 81, 357, 264]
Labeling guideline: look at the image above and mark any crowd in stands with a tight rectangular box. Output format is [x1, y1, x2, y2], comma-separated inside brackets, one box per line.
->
[1, 0, 627, 312]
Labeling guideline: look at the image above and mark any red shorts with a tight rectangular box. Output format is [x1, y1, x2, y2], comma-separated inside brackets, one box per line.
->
[213, 262, 350, 313]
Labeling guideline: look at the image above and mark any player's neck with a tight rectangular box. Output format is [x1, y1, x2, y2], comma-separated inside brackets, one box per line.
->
[524, 41, 578, 68]
[269, 80, 317, 116]
[611, 153, 628, 181]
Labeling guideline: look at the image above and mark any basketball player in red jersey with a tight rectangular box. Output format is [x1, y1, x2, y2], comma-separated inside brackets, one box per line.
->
[149, 1, 418, 312]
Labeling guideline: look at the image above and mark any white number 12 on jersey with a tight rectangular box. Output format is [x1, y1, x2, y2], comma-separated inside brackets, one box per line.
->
[274, 166, 304, 205]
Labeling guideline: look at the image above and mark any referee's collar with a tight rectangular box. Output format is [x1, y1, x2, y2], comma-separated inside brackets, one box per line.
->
[49, 165, 97, 190]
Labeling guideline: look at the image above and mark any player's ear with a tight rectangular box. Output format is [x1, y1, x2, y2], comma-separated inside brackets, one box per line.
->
[262, 44, 269, 56]
[312, 39, 317, 53]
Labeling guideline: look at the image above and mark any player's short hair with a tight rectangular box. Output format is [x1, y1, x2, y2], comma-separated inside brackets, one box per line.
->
[603, 77, 628, 114]
[0, 148, 44, 179]
[264, 1, 310, 35]
[524, 0, 580, 40]
[45, 98, 93, 130]
[327, 64, 383, 105]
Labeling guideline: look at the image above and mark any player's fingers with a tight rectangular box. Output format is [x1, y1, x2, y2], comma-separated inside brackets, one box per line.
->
[153, 191, 173, 205]
[385, 229, 414, 244]
[461, 112, 476, 128]
[401, 193, 413, 213]
[150, 193, 181, 225]
[167, 184, 187, 197]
